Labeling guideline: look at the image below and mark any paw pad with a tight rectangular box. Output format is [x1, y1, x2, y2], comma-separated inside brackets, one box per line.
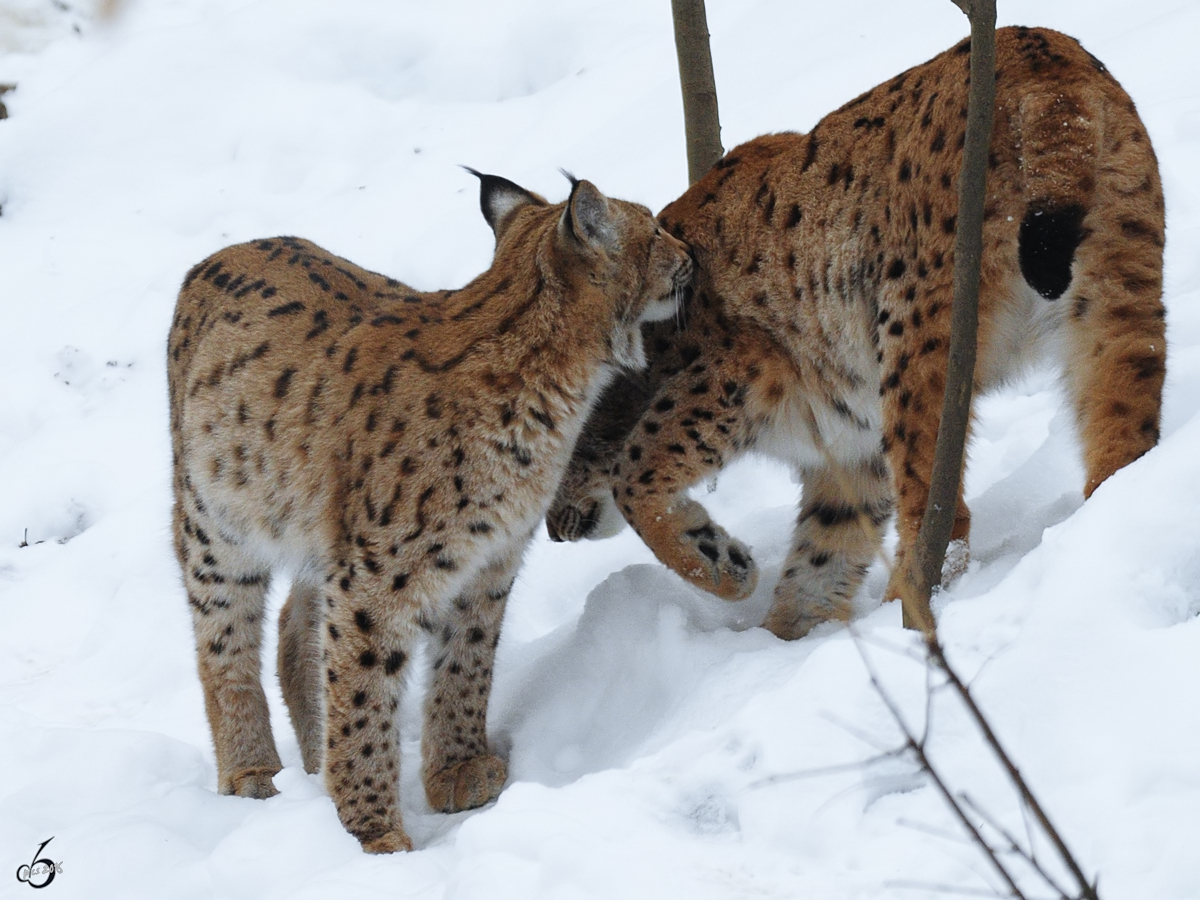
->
[682, 523, 757, 601]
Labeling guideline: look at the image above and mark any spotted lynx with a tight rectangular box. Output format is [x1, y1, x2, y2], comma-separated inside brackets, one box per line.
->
[547, 28, 1165, 638]
[168, 173, 691, 852]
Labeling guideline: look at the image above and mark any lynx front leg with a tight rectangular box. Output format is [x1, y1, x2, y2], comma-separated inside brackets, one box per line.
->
[614, 332, 794, 600]
[174, 504, 281, 799]
[277, 580, 324, 774]
[323, 571, 418, 853]
[421, 540, 527, 814]
[765, 454, 894, 640]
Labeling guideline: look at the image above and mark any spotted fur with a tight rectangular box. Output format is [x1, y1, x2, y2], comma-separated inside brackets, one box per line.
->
[168, 174, 691, 852]
[548, 28, 1165, 638]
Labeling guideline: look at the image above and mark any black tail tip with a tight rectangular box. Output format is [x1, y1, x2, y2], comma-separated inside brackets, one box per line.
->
[1019, 204, 1086, 300]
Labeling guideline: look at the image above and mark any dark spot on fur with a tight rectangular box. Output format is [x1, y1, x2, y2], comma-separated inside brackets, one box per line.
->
[273, 367, 296, 398]
[801, 131, 819, 173]
[267, 300, 304, 317]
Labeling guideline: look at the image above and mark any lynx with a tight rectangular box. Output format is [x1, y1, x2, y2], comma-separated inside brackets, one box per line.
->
[168, 172, 692, 852]
[547, 27, 1165, 638]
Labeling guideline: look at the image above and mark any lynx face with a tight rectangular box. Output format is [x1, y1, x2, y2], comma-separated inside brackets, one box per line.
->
[550, 27, 1165, 639]
[168, 172, 690, 852]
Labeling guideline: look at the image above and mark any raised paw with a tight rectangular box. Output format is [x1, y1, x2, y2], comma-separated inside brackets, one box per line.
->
[227, 766, 280, 799]
[424, 754, 507, 814]
[679, 523, 758, 601]
[361, 829, 413, 854]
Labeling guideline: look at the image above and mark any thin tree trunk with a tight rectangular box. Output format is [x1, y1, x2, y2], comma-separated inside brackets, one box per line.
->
[902, 0, 996, 632]
[670, 0, 723, 185]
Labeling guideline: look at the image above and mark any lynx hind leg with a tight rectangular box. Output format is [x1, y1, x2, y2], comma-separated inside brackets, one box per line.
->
[421, 543, 524, 814]
[612, 330, 797, 601]
[764, 454, 894, 640]
[1063, 170, 1166, 498]
[322, 568, 418, 852]
[174, 503, 281, 798]
[278, 581, 325, 775]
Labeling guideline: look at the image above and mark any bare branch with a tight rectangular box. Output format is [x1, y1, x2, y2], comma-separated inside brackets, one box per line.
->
[821, 709, 905, 754]
[960, 794, 1073, 900]
[925, 638, 1100, 900]
[853, 636, 1029, 899]
[747, 749, 906, 789]
[901, 0, 997, 631]
[851, 615, 1099, 898]
[670, 0, 723, 183]
[898, 816, 977, 845]
[922, 649, 938, 745]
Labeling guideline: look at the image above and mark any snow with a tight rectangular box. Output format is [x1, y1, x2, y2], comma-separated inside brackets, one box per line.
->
[1, 0, 1198, 897]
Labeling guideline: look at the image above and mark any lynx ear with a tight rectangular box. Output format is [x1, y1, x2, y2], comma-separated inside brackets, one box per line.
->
[463, 167, 547, 241]
[559, 176, 615, 251]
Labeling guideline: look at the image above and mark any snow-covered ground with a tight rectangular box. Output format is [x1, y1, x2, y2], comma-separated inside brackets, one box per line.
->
[2, 0, 1198, 896]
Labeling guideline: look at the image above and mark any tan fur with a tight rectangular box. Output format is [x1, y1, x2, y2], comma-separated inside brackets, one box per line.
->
[168, 174, 691, 852]
[548, 28, 1165, 638]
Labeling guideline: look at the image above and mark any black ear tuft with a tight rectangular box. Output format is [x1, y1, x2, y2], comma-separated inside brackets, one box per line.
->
[462, 166, 547, 239]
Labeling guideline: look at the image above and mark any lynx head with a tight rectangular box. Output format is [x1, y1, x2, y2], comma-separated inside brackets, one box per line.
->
[468, 168, 693, 369]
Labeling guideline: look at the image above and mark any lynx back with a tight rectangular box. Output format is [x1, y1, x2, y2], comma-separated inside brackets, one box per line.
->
[549, 27, 1165, 639]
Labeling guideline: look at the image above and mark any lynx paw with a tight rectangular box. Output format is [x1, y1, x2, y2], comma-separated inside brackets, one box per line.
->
[883, 539, 970, 604]
[679, 523, 757, 601]
[361, 829, 413, 854]
[227, 766, 280, 799]
[424, 754, 507, 813]
[761, 604, 828, 642]
[942, 537, 970, 584]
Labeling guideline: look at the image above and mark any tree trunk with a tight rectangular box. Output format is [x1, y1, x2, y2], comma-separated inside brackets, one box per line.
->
[902, 0, 996, 632]
[670, 0, 723, 185]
